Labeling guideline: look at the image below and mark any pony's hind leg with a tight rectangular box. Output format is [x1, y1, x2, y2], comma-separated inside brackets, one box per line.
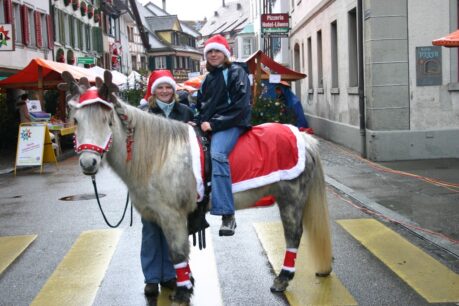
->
[270, 182, 307, 292]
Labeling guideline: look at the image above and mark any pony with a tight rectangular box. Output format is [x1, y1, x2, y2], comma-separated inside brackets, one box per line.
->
[58, 71, 332, 305]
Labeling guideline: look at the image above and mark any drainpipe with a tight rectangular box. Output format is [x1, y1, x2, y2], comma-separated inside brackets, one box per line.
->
[357, 0, 367, 158]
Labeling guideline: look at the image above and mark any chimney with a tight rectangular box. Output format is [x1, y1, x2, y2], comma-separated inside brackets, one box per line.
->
[162, 0, 166, 11]
[214, 11, 219, 17]
[222, 0, 225, 7]
[237, 3, 242, 10]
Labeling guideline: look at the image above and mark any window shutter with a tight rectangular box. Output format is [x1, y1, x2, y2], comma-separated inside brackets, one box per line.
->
[148, 56, 155, 71]
[47, 14, 54, 49]
[35, 11, 42, 48]
[21, 5, 30, 46]
[4, 0, 13, 23]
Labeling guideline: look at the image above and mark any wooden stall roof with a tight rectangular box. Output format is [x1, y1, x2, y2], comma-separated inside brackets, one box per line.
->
[244, 50, 306, 81]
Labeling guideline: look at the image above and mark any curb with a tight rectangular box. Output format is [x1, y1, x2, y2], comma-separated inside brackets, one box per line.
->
[325, 175, 459, 259]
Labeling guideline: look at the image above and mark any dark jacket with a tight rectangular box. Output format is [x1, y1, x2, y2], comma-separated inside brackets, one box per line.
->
[148, 101, 194, 122]
[196, 62, 252, 132]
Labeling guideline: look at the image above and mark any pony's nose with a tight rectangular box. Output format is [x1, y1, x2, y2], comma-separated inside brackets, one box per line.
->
[79, 154, 100, 174]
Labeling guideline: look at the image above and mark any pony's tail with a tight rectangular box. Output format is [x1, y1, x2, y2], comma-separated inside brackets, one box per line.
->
[302, 135, 333, 275]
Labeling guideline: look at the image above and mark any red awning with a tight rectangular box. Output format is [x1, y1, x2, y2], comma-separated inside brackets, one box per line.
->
[245, 50, 306, 81]
[0, 58, 97, 90]
[432, 29, 459, 47]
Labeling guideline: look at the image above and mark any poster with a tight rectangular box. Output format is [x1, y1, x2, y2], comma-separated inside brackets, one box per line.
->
[15, 124, 46, 166]
[0, 24, 14, 51]
[26, 100, 42, 112]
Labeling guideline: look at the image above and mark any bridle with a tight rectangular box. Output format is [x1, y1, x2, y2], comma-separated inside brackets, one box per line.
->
[74, 131, 113, 156]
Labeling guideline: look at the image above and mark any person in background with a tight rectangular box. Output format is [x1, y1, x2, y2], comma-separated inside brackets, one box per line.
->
[196, 34, 252, 236]
[16, 93, 31, 123]
[139, 69, 194, 298]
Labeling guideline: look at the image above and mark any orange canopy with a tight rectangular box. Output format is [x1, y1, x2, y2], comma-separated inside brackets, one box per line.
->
[432, 29, 459, 47]
[0, 58, 97, 90]
[245, 50, 306, 81]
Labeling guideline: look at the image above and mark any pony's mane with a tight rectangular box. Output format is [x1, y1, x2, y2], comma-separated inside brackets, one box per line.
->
[117, 97, 190, 184]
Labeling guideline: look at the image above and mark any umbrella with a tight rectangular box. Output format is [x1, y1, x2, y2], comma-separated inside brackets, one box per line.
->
[432, 29, 459, 47]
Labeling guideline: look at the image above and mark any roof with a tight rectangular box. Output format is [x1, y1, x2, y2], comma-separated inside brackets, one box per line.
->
[432, 29, 459, 47]
[245, 50, 306, 81]
[200, 1, 249, 37]
[145, 15, 181, 32]
[0, 58, 98, 90]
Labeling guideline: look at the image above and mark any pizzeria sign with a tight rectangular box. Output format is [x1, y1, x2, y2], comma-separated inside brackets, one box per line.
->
[261, 13, 290, 36]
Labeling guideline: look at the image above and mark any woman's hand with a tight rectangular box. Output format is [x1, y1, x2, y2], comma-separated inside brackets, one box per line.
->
[201, 122, 212, 132]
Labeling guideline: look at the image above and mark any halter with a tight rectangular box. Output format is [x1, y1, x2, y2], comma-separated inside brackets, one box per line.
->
[74, 132, 113, 156]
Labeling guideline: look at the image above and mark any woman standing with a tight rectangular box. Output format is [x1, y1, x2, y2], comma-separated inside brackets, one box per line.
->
[139, 70, 194, 298]
[197, 34, 252, 236]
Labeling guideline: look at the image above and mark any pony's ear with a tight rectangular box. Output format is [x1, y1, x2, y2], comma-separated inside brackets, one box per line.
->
[60, 71, 80, 99]
[102, 70, 119, 102]
[79, 77, 90, 90]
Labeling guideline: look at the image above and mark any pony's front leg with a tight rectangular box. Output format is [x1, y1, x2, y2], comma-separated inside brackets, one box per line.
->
[159, 211, 193, 305]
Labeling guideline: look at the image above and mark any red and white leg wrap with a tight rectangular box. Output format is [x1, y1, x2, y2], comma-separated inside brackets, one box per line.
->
[282, 248, 298, 272]
[174, 261, 193, 289]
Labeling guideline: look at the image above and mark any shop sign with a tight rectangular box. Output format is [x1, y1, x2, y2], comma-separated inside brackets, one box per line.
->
[77, 57, 95, 64]
[261, 14, 289, 36]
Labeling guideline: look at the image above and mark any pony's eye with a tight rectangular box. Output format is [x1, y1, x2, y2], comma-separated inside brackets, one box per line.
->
[73, 118, 78, 126]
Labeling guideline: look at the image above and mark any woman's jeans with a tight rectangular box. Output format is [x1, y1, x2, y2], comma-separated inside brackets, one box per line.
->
[140, 218, 176, 283]
[210, 126, 244, 216]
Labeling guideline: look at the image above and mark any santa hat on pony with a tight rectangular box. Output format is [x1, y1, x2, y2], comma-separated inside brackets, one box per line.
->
[70, 87, 113, 109]
[203, 34, 231, 58]
[140, 70, 177, 106]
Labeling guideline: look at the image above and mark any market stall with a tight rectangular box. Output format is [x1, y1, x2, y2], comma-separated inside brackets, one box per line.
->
[0, 58, 98, 159]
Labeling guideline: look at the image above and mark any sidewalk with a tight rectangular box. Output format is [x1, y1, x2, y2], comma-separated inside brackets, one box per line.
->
[318, 137, 459, 258]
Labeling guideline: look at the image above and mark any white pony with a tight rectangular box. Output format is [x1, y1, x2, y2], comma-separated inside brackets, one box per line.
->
[59, 71, 332, 305]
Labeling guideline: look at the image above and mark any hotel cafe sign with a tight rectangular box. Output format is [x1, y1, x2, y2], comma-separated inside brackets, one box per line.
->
[261, 13, 290, 37]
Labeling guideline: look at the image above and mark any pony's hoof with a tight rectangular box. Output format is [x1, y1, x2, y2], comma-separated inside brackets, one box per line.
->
[270, 269, 295, 292]
[170, 285, 193, 305]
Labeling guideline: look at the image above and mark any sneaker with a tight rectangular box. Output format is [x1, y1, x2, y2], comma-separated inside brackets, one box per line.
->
[144, 283, 159, 297]
[160, 278, 177, 290]
[219, 214, 236, 236]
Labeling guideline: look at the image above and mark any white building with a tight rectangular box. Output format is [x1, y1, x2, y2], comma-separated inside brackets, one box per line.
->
[0, 0, 53, 77]
[290, 0, 459, 161]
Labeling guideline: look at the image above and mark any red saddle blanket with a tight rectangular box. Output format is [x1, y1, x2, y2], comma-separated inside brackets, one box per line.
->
[188, 123, 306, 203]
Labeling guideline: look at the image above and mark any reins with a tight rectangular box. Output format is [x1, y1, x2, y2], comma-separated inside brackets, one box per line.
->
[91, 175, 133, 228]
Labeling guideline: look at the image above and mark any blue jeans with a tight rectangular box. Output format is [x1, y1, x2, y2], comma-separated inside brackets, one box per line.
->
[210, 127, 244, 215]
[140, 218, 176, 284]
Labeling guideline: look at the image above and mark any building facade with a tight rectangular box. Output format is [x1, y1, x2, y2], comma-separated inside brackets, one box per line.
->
[290, 0, 459, 161]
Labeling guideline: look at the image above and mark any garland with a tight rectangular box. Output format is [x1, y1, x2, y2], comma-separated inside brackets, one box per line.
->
[80, 1, 87, 16]
[67, 49, 75, 65]
[94, 9, 100, 22]
[63, 0, 71, 6]
[56, 48, 65, 63]
[87, 4, 94, 19]
[72, 0, 79, 10]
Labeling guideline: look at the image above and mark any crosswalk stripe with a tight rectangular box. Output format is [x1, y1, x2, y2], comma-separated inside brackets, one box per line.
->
[31, 229, 121, 306]
[158, 231, 223, 305]
[0, 235, 37, 275]
[338, 218, 459, 303]
[254, 222, 356, 306]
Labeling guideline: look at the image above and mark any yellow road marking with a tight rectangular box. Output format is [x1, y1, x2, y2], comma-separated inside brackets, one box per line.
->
[338, 218, 459, 303]
[254, 222, 356, 306]
[0, 235, 37, 274]
[158, 231, 223, 305]
[31, 229, 121, 306]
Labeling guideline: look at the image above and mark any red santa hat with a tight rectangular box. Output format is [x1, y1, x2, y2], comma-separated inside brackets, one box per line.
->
[140, 70, 177, 105]
[203, 34, 231, 58]
[70, 86, 113, 109]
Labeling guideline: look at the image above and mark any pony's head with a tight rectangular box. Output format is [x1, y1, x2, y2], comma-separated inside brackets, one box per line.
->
[58, 70, 119, 175]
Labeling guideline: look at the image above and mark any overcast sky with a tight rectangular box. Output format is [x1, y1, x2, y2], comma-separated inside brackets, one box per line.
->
[140, 0, 222, 20]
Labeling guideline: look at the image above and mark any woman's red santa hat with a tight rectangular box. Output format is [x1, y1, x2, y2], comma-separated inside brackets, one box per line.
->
[203, 34, 231, 58]
[140, 70, 177, 106]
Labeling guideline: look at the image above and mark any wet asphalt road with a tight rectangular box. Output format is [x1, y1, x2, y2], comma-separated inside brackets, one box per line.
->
[0, 153, 457, 305]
